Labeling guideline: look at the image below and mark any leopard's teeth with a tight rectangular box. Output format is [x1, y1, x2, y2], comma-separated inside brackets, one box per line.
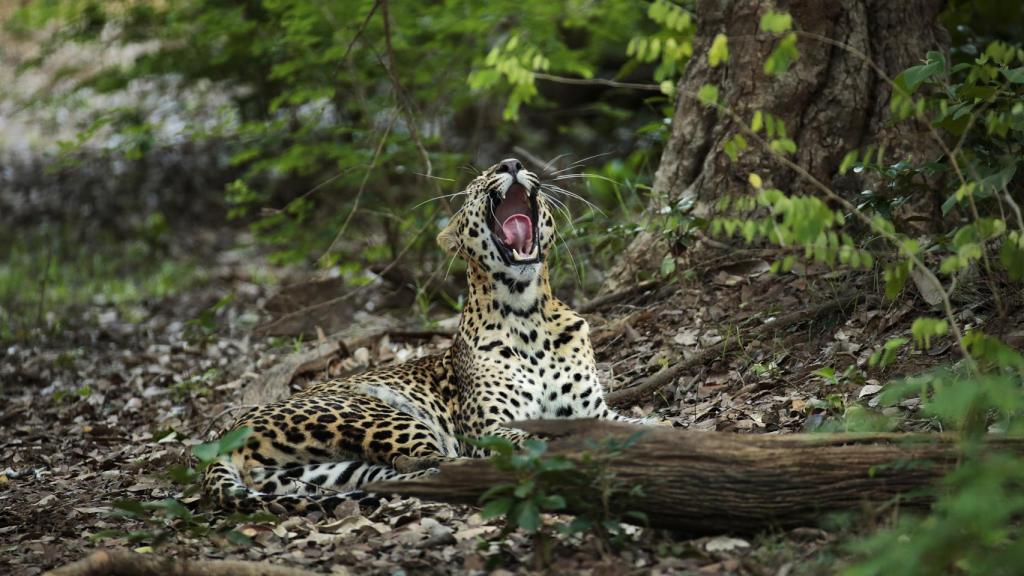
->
[530, 244, 538, 258]
[511, 247, 534, 261]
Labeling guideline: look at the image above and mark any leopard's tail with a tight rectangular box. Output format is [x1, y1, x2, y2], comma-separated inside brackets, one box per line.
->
[201, 458, 432, 515]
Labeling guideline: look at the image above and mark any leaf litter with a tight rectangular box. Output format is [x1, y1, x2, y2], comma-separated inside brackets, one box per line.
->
[3, 239, 1019, 575]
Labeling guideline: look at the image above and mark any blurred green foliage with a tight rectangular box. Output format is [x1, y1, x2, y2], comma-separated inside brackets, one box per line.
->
[0, 223, 199, 341]
[5, 0, 689, 304]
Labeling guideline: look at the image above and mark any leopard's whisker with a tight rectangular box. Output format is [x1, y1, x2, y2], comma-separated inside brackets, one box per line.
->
[541, 183, 605, 216]
[543, 180, 603, 204]
[553, 224, 584, 290]
[411, 191, 467, 211]
[538, 192, 578, 235]
[548, 151, 613, 175]
[541, 152, 572, 175]
[552, 172, 622, 186]
[444, 239, 465, 281]
[415, 173, 457, 182]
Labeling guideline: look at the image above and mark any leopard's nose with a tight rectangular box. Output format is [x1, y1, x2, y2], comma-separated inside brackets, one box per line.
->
[497, 158, 524, 177]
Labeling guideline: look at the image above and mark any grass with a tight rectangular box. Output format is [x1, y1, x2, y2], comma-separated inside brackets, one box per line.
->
[0, 223, 202, 342]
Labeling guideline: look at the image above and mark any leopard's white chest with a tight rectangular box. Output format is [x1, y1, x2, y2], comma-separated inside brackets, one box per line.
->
[504, 361, 601, 421]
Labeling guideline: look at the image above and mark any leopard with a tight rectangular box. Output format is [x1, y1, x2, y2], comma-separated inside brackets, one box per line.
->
[202, 158, 648, 515]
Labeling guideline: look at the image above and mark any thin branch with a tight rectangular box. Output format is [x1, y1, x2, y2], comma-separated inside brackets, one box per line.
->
[533, 72, 662, 92]
[606, 293, 874, 406]
[319, 108, 398, 263]
[379, 0, 435, 182]
[263, 208, 442, 329]
[1004, 184, 1024, 233]
[338, 0, 381, 65]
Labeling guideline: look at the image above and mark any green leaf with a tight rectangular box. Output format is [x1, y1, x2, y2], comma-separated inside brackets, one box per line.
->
[514, 500, 541, 532]
[769, 138, 797, 155]
[481, 497, 513, 519]
[522, 438, 548, 459]
[1002, 66, 1024, 83]
[839, 150, 858, 174]
[166, 465, 197, 485]
[464, 435, 516, 456]
[537, 457, 575, 472]
[112, 499, 147, 519]
[144, 498, 193, 521]
[759, 11, 792, 33]
[763, 33, 798, 76]
[225, 529, 254, 547]
[623, 510, 650, 525]
[813, 367, 836, 379]
[217, 427, 253, 454]
[883, 261, 910, 299]
[697, 83, 719, 107]
[192, 440, 220, 463]
[542, 495, 566, 510]
[900, 52, 945, 91]
[963, 331, 1024, 370]
[868, 337, 908, 368]
[709, 34, 729, 67]
[514, 479, 536, 499]
[911, 317, 948, 349]
[660, 255, 676, 276]
[561, 517, 593, 534]
[1000, 231, 1024, 280]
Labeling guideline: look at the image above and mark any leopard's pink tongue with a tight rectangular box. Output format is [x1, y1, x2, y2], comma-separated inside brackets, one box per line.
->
[501, 214, 533, 254]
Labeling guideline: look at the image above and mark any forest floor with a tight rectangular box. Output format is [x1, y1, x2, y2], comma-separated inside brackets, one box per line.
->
[3, 220, 1022, 576]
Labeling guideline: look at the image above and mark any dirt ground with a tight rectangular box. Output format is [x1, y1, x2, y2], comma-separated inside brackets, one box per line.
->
[5, 225, 1018, 576]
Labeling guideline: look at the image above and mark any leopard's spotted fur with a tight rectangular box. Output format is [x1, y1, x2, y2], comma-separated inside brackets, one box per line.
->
[203, 158, 641, 514]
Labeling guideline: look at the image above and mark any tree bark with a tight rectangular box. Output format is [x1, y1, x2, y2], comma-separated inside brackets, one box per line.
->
[369, 420, 1024, 535]
[604, 0, 948, 292]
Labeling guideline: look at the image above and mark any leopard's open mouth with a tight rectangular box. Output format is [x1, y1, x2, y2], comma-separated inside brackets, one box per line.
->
[489, 182, 540, 265]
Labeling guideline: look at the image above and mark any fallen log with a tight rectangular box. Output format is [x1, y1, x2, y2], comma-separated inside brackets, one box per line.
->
[44, 549, 321, 576]
[368, 420, 1024, 535]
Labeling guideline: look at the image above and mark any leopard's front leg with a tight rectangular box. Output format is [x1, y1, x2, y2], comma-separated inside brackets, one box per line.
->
[595, 399, 673, 426]
[459, 425, 534, 457]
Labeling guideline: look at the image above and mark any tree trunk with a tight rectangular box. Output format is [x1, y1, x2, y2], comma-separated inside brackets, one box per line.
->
[604, 0, 948, 292]
[368, 420, 1024, 535]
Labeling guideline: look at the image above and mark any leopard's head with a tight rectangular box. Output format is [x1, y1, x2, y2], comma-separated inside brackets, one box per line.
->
[438, 158, 555, 278]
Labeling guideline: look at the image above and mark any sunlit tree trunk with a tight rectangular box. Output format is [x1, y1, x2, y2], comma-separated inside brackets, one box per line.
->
[603, 0, 947, 292]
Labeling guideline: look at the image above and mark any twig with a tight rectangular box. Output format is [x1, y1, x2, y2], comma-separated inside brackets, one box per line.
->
[578, 280, 662, 314]
[265, 207, 440, 330]
[379, 0, 435, 183]
[43, 549, 322, 576]
[201, 404, 259, 437]
[337, 0, 381, 66]
[605, 293, 874, 406]
[320, 108, 398, 263]
[533, 72, 662, 92]
[36, 239, 53, 327]
[1004, 184, 1024, 233]
[386, 327, 456, 340]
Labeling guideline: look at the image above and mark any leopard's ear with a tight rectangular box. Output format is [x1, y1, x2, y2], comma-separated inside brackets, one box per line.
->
[437, 213, 463, 257]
